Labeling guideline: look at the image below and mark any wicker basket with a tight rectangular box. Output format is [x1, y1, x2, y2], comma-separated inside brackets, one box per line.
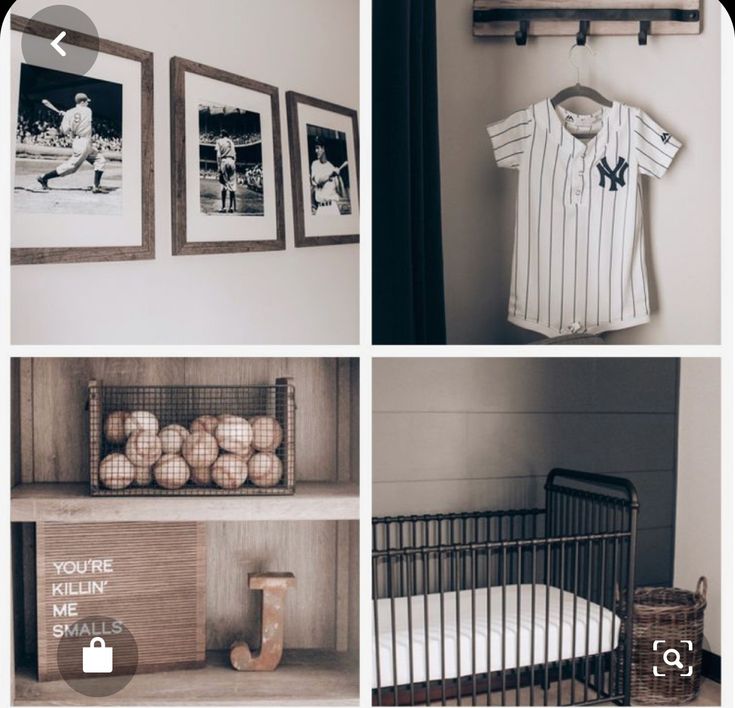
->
[629, 577, 707, 704]
[89, 379, 295, 495]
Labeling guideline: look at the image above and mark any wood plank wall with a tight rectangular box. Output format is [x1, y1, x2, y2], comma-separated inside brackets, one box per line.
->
[11, 358, 359, 653]
[11, 358, 21, 486]
[16, 358, 358, 484]
[373, 358, 679, 586]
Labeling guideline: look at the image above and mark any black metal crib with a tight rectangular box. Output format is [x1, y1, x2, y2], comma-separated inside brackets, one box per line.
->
[372, 469, 639, 706]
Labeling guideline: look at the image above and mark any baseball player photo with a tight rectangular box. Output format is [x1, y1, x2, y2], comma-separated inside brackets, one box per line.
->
[198, 102, 264, 216]
[14, 64, 123, 216]
[306, 124, 352, 216]
[215, 130, 237, 213]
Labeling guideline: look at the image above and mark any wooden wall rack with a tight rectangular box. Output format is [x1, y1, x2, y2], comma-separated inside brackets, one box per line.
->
[473, 1, 702, 45]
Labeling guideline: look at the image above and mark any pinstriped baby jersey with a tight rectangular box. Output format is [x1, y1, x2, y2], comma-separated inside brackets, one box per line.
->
[487, 99, 681, 337]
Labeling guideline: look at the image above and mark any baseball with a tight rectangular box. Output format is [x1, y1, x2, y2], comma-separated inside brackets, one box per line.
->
[153, 454, 191, 490]
[211, 453, 249, 489]
[104, 411, 129, 445]
[239, 446, 255, 463]
[248, 452, 283, 488]
[182, 431, 220, 468]
[125, 430, 163, 468]
[215, 415, 253, 455]
[99, 453, 135, 490]
[250, 416, 283, 452]
[124, 410, 159, 436]
[190, 415, 219, 435]
[191, 466, 213, 485]
[218, 413, 242, 423]
[133, 466, 152, 487]
[159, 424, 190, 454]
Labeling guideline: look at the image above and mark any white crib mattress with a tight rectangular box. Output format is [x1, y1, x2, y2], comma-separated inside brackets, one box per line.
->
[373, 583, 621, 688]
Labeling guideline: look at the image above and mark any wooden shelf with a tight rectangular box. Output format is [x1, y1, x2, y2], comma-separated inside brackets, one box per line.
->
[11, 482, 360, 522]
[13, 649, 358, 705]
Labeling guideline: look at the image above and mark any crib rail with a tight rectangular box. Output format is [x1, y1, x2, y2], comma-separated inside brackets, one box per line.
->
[374, 508, 546, 549]
[372, 469, 638, 707]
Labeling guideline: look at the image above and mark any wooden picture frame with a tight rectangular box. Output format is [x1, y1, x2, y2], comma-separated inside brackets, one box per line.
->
[286, 92, 360, 247]
[170, 57, 286, 255]
[10, 15, 155, 265]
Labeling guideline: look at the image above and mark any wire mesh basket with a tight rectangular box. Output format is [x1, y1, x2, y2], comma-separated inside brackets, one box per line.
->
[89, 379, 295, 495]
[628, 577, 707, 704]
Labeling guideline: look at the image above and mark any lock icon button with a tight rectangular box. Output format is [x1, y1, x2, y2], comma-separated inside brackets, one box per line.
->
[82, 637, 113, 674]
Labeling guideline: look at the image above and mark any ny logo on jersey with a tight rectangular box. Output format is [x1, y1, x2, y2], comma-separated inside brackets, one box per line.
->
[597, 157, 629, 192]
[660, 132, 671, 144]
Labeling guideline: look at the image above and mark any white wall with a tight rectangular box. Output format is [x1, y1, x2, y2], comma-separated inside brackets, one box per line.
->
[7, 0, 359, 344]
[436, 0, 722, 344]
[675, 358, 721, 655]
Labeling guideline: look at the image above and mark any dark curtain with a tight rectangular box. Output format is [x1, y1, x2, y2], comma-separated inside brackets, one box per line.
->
[372, 0, 446, 344]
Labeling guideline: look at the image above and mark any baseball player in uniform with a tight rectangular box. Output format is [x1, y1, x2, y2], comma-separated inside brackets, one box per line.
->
[216, 129, 237, 213]
[310, 137, 342, 215]
[37, 93, 107, 193]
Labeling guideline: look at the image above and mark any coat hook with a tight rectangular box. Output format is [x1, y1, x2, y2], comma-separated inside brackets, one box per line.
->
[576, 20, 590, 46]
[515, 19, 529, 46]
[638, 20, 651, 45]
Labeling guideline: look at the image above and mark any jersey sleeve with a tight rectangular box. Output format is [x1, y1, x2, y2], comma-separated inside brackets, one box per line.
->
[60, 110, 72, 136]
[633, 110, 682, 179]
[486, 108, 532, 170]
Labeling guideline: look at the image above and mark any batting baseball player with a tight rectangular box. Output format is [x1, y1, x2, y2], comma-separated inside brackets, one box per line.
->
[216, 129, 237, 213]
[310, 137, 342, 215]
[488, 99, 681, 337]
[37, 93, 107, 193]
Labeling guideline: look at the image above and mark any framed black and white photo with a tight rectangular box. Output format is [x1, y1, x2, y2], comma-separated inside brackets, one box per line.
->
[10, 15, 154, 265]
[170, 57, 285, 255]
[286, 92, 359, 247]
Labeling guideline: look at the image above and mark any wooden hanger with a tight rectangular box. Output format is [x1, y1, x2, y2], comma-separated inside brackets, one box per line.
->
[551, 43, 612, 108]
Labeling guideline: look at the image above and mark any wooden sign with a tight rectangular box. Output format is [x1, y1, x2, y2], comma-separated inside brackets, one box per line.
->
[36, 522, 206, 681]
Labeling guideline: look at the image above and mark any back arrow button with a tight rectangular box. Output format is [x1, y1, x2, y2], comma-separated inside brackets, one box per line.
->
[50, 31, 67, 57]
[21, 7, 99, 74]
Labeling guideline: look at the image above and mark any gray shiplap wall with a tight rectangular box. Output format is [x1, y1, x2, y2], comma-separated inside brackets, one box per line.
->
[373, 358, 678, 586]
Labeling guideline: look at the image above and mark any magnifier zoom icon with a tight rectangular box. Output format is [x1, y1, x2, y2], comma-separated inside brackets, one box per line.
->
[652, 640, 693, 677]
[662, 648, 683, 669]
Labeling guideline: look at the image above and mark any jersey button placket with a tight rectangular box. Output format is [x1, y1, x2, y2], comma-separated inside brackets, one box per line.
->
[572, 153, 584, 204]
